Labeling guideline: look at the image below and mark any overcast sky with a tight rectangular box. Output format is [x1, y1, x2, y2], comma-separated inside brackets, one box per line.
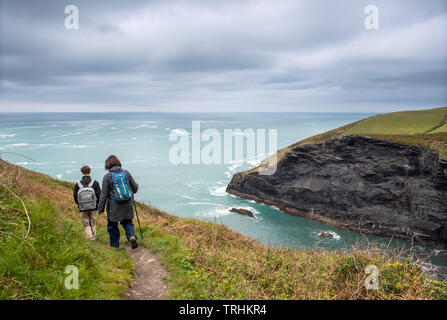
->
[0, 0, 446, 112]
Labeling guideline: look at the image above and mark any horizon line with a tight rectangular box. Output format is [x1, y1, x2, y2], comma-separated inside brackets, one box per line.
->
[0, 111, 380, 114]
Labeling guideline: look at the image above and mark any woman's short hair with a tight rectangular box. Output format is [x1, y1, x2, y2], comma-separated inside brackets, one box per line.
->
[105, 155, 122, 170]
[80, 165, 91, 175]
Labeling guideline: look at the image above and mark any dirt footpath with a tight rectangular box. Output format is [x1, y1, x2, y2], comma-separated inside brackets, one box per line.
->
[124, 245, 169, 300]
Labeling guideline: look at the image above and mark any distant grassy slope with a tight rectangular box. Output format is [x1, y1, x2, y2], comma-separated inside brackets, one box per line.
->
[1, 159, 446, 300]
[430, 112, 447, 133]
[344, 107, 447, 135]
[249, 106, 447, 174]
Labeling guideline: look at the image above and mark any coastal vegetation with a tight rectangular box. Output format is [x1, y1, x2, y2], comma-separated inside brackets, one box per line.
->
[0, 161, 133, 299]
[1, 157, 446, 300]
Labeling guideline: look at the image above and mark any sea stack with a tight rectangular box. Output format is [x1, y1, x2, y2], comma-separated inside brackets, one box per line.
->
[230, 208, 255, 218]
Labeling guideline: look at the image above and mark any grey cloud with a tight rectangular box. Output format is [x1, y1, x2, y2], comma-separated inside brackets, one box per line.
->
[0, 0, 446, 112]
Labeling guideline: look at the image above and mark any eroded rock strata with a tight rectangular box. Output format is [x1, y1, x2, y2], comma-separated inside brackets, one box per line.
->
[226, 135, 447, 246]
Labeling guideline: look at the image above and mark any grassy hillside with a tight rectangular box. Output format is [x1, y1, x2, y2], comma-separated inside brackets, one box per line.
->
[344, 107, 447, 135]
[249, 106, 447, 174]
[1, 159, 446, 300]
[0, 163, 133, 299]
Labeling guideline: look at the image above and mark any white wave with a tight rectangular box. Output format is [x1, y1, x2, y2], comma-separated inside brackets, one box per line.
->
[82, 125, 103, 132]
[56, 174, 63, 180]
[188, 202, 222, 206]
[175, 193, 196, 200]
[63, 145, 89, 149]
[227, 132, 251, 136]
[5, 143, 29, 147]
[186, 180, 204, 188]
[125, 159, 147, 164]
[8, 142, 71, 149]
[226, 157, 264, 168]
[51, 131, 84, 138]
[228, 159, 244, 165]
[34, 161, 53, 166]
[199, 205, 259, 219]
[128, 124, 157, 130]
[14, 161, 51, 166]
[198, 120, 229, 124]
[0, 134, 16, 139]
[228, 163, 242, 172]
[208, 186, 227, 197]
[29, 143, 60, 148]
[247, 159, 261, 166]
[170, 128, 189, 136]
[198, 207, 232, 218]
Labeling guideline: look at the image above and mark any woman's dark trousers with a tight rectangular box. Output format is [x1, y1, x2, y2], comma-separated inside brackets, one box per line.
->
[107, 219, 137, 248]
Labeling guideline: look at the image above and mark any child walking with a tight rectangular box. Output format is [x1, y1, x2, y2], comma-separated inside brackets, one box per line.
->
[74, 165, 101, 240]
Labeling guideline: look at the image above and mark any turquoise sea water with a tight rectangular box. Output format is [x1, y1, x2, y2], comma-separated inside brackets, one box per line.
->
[1, 112, 445, 266]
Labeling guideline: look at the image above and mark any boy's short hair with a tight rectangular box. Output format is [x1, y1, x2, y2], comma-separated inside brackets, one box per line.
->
[80, 165, 91, 175]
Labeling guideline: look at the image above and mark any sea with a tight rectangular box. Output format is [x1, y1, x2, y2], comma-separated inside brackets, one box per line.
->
[1, 112, 445, 266]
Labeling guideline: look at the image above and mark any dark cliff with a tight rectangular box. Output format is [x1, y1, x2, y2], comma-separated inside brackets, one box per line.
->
[226, 135, 447, 246]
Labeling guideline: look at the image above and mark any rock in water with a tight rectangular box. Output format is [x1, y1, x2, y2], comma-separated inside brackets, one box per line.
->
[226, 135, 447, 246]
[230, 208, 255, 218]
[319, 232, 334, 239]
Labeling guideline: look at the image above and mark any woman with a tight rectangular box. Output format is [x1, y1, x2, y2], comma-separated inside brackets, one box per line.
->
[98, 155, 139, 249]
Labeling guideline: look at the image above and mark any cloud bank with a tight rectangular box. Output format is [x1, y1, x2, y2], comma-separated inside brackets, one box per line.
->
[0, 0, 446, 112]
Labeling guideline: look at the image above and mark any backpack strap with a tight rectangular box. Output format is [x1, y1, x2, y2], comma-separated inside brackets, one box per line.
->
[77, 181, 84, 189]
[88, 180, 95, 188]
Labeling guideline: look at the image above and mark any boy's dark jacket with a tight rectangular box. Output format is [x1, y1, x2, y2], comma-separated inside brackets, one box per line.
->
[73, 176, 101, 210]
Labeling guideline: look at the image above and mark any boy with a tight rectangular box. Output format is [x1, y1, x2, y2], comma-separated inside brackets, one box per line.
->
[74, 165, 101, 240]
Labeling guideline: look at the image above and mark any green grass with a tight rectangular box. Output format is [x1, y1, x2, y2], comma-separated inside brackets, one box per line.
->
[141, 224, 198, 299]
[248, 106, 447, 174]
[344, 107, 447, 135]
[2, 155, 447, 300]
[430, 112, 447, 133]
[137, 209, 447, 300]
[0, 183, 134, 300]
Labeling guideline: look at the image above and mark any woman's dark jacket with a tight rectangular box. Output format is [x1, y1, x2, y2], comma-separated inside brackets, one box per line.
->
[97, 166, 139, 222]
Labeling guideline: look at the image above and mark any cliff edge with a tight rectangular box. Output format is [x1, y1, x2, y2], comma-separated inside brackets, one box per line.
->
[227, 135, 447, 246]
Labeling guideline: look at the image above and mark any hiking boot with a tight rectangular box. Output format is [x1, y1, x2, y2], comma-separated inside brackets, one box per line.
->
[130, 236, 138, 249]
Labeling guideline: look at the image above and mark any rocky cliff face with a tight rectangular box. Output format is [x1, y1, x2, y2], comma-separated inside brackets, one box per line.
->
[226, 135, 447, 246]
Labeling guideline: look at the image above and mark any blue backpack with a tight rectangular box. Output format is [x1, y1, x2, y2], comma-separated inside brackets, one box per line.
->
[110, 171, 132, 203]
